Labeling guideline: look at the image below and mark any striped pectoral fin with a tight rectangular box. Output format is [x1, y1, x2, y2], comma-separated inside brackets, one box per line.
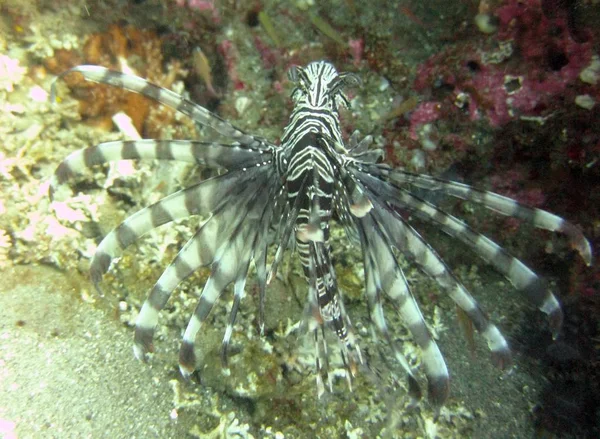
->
[177, 181, 271, 376]
[178, 278, 220, 378]
[220, 272, 247, 369]
[134, 174, 272, 361]
[51, 140, 268, 196]
[52, 140, 203, 188]
[252, 191, 281, 335]
[220, 232, 257, 368]
[358, 214, 446, 405]
[473, 192, 591, 266]
[384, 185, 564, 337]
[384, 267, 450, 406]
[88, 190, 196, 286]
[133, 218, 222, 361]
[544, 211, 592, 266]
[133, 301, 159, 359]
[351, 164, 513, 377]
[178, 224, 255, 378]
[384, 167, 592, 265]
[361, 241, 423, 403]
[51, 141, 264, 200]
[253, 216, 272, 336]
[89, 169, 253, 286]
[53, 65, 267, 149]
[371, 204, 512, 371]
[508, 260, 563, 338]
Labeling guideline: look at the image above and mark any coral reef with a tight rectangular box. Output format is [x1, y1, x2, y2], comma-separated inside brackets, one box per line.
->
[0, 0, 598, 437]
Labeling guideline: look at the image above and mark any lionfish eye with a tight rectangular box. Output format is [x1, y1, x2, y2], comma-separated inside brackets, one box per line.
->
[288, 65, 309, 92]
[287, 65, 301, 82]
[330, 72, 362, 96]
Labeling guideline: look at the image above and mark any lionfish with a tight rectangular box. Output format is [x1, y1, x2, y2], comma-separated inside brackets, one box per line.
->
[50, 61, 592, 407]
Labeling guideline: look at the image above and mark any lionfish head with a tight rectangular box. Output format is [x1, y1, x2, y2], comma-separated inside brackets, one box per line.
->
[288, 60, 361, 111]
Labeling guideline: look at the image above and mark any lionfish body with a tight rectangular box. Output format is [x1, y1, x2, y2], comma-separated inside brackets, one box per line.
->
[51, 61, 592, 407]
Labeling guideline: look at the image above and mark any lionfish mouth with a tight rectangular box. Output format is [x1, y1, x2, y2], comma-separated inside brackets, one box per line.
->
[50, 61, 592, 408]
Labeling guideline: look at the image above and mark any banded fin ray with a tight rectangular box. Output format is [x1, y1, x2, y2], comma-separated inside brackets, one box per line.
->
[135, 169, 272, 368]
[352, 168, 563, 336]
[91, 167, 267, 288]
[361, 164, 592, 265]
[52, 66, 271, 150]
[356, 214, 426, 404]
[50, 139, 269, 198]
[178, 220, 260, 377]
[362, 186, 513, 371]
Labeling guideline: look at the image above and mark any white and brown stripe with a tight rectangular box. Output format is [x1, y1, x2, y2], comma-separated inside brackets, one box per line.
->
[50, 61, 592, 410]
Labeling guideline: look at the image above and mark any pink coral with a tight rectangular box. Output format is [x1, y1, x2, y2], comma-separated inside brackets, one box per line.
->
[408, 101, 441, 140]
[490, 169, 546, 206]
[218, 40, 244, 90]
[176, 0, 220, 24]
[253, 35, 279, 70]
[348, 38, 364, 68]
[413, 0, 596, 128]
[478, 0, 593, 124]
